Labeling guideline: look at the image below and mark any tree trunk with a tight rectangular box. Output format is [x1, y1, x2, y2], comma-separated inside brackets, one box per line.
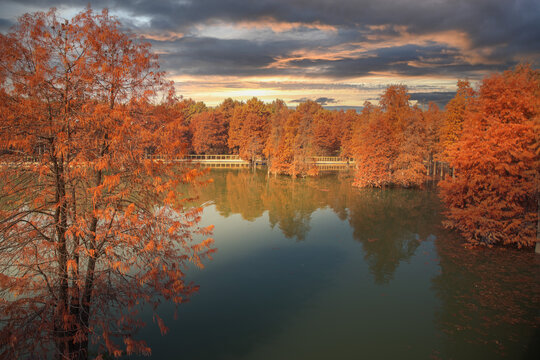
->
[73, 164, 103, 359]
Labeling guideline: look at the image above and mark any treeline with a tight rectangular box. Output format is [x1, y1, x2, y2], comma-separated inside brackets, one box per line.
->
[148, 96, 351, 176]
[154, 64, 538, 249]
[148, 68, 529, 186]
[151, 89, 438, 180]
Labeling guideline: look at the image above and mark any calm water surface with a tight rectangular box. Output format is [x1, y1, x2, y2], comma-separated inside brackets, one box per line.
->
[135, 169, 539, 360]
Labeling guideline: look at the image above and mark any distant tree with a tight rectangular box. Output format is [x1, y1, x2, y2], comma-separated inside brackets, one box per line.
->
[183, 99, 208, 125]
[393, 106, 427, 187]
[228, 97, 270, 163]
[191, 109, 229, 154]
[338, 109, 360, 158]
[352, 104, 397, 187]
[353, 86, 427, 188]
[0, 8, 214, 359]
[312, 109, 341, 155]
[439, 80, 476, 161]
[269, 100, 321, 177]
[439, 65, 539, 248]
[149, 98, 193, 155]
[379, 84, 411, 131]
[423, 102, 444, 175]
[264, 99, 290, 170]
[216, 97, 241, 121]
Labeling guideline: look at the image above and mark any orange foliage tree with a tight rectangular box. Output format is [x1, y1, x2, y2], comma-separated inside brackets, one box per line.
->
[147, 97, 195, 156]
[312, 109, 341, 155]
[353, 86, 428, 188]
[268, 100, 322, 177]
[0, 8, 214, 359]
[264, 99, 290, 170]
[352, 103, 396, 187]
[423, 102, 444, 175]
[191, 109, 229, 154]
[439, 80, 476, 161]
[337, 109, 360, 158]
[228, 97, 270, 163]
[439, 65, 539, 248]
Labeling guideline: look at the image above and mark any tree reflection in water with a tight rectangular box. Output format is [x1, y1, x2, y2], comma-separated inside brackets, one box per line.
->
[141, 169, 536, 359]
[193, 169, 440, 281]
[346, 187, 441, 283]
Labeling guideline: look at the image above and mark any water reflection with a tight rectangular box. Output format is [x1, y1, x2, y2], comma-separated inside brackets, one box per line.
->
[3, 168, 537, 359]
[171, 169, 538, 359]
[432, 234, 540, 359]
[194, 169, 440, 282]
[347, 188, 441, 283]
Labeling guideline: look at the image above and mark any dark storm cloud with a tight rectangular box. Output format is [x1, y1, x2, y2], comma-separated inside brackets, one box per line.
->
[290, 97, 337, 105]
[314, 97, 337, 105]
[280, 44, 492, 79]
[0, 18, 14, 32]
[1, 0, 539, 80]
[157, 37, 279, 76]
[7, 0, 539, 43]
[409, 92, 456, 108]
[160, 40, 481, 79]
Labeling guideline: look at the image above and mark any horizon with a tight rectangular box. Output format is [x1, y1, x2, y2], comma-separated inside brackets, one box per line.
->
[1, 1, 538, 107]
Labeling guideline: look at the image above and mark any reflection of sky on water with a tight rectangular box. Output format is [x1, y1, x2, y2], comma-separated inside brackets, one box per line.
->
[134, 170, 538, 360]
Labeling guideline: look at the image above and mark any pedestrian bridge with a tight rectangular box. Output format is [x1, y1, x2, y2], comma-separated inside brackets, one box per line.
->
[167, 155, 355, 171]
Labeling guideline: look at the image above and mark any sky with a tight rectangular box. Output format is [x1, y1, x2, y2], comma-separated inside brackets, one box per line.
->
[1, 0, 539, 108]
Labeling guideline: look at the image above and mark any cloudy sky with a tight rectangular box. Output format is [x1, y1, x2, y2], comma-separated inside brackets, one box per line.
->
[1, 0, 539, 107]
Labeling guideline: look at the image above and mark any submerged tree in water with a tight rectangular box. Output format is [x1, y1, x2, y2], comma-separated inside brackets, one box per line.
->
[439, 65, 539, 248]
[352, 86, 428, 188]
[0, 8, 214, 359]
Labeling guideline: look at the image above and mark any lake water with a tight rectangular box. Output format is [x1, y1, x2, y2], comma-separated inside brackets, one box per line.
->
[135, 169, 539, 360]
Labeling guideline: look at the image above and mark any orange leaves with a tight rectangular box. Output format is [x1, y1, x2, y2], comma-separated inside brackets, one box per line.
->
[267, 100, 323, 177]
[192, 237, 215, 253]
[124, 337, 151, 356]
[229, 97, 270, 161]
[167, 221, 180, 235]
[191, 109, 230, 154]
[439, 80, 476, 161]
[199, 224, 214, 236]
[144, 240, 155, 252]
[0, 7, 213, 359]
[112, 260, 130, 274]
[102, 174, 120, 190]
[440, 65, 539, 248]
[124, 203, 137, 220]
[190, 237, 215, 269]
[66, 259, 78, 273]
[350, 87, 431, 188]
[154, 314, 169, 336]
[164, 190, 176, 206]
[306, 166, 320, 177]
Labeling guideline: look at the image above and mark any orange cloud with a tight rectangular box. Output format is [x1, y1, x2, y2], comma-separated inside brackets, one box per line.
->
[138, 31, 185, 41]
[364, 25, 500, 65]
[266, 25, 500, 73]
[267, 45, 372, 69]
[235, 17, 338, 33]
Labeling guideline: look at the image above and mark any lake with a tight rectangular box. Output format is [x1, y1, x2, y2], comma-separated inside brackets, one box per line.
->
[135, 169, 539, 359]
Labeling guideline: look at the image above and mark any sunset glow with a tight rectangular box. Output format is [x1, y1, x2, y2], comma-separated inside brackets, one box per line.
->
[1, 3, 539, 359]
[1, 0, 538, 108]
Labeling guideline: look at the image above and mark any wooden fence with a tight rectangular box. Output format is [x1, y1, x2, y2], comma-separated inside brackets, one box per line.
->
[2, 150, 454, 177]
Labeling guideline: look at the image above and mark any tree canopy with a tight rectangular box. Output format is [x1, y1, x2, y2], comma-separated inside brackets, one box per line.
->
[0, 8, 214, 359]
